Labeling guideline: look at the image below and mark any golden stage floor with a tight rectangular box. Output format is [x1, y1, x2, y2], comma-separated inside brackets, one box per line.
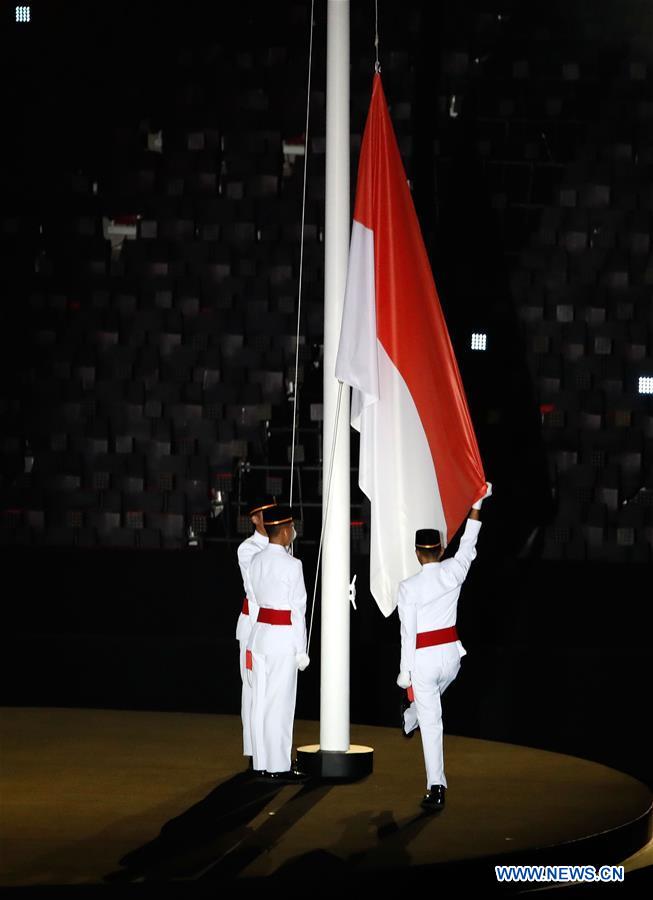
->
[1, 707, 651, 887]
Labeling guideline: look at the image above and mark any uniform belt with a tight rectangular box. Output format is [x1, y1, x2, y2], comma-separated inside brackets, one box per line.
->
[416, 626, 458, 649]
[242, 597, 249, 616]
[257, 607, 292, 626]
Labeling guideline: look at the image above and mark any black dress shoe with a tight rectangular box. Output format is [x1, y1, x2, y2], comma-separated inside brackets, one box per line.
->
[400, 693, 418, 739]
[261, 767, 308, 783]
[420, 784, 446, 812]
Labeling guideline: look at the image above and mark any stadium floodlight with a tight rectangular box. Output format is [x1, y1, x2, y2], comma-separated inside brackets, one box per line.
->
[471, 332, 487, 351]
[638, 376, 653, 395]
[16, 6, 31, 22]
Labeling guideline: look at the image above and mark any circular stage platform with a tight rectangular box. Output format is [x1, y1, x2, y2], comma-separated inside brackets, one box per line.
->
[1, 707, 651, 892]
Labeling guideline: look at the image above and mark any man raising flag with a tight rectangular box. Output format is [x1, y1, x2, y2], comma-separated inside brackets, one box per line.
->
[335, 73, 487, 617]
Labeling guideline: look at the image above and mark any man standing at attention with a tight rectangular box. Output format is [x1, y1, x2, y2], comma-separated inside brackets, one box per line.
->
[236, 496, 277, 768]
[246, 505, 309, 781]
[397, 483, 492, 811]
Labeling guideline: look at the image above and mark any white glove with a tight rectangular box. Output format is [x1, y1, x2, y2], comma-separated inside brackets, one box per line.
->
[472, 481, 492, 510]
[296, 652, 310, 671]
[396, 671, 411, 689]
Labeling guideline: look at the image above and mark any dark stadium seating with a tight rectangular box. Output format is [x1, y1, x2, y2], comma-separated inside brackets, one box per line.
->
[0, 0, 650, 559]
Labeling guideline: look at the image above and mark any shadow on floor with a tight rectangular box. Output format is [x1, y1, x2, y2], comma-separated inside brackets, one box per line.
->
[104, 770, 333, 882]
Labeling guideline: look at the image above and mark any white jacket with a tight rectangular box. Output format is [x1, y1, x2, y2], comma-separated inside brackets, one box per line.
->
[246, 544, 308, 657]
[397, 518, 482, 673]
[235, 530, 268, 641]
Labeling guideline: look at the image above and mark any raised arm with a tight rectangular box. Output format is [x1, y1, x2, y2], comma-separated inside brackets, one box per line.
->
[439, 518, 482, 587]
[440, 482, 491, 588]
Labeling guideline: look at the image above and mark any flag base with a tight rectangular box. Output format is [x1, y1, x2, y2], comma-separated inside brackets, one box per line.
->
[296, 744, 374, 781]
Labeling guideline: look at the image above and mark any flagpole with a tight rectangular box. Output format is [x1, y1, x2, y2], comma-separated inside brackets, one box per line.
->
[297, 0, 373, 779]
[320, 0, 351, 753]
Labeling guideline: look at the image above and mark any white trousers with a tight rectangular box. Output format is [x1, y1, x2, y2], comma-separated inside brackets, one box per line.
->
[238, 640, 252, 757]
[250, 650, 298, 774]
[404, 643, 461, 789]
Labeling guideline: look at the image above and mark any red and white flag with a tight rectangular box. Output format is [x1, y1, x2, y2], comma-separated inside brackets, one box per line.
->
[335, 74, 486, 616]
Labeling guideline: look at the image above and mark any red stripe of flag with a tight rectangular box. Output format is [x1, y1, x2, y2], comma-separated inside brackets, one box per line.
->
[354, 74, 485, 540]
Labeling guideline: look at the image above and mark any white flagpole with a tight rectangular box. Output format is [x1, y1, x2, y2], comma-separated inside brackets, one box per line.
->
[321, 0, 351, 752]
[298, 0, 372, 778]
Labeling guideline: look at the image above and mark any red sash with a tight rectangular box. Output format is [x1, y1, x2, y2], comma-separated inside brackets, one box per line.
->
[242, 597, 249, 616]
[257, 607, 292, 626]
[416, 626, 458, 649]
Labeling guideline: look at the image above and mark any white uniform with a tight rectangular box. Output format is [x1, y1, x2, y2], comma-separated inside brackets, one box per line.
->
[398, 517, 482, 789]
[236, 530, 269, 756]
[245, 544, 308, 774]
